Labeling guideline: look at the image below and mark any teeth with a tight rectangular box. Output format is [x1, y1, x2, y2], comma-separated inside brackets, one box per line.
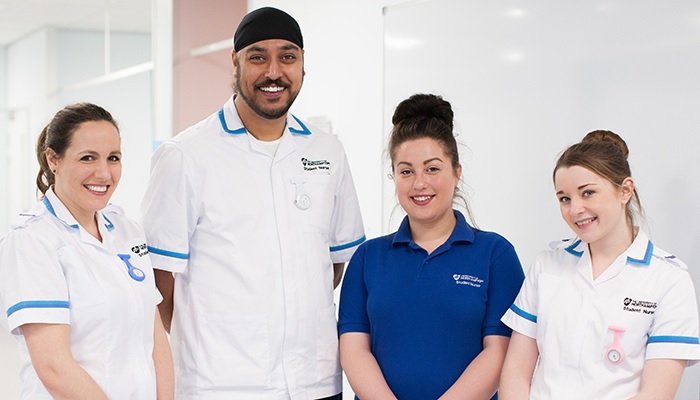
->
[260, 86, 284, 92]
[576, 218, 595, 226]
[85, 185, 107, 193]
[413, 196, 431, 201]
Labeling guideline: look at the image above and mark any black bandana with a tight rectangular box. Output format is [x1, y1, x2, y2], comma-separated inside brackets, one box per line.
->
[233, 7, 303, 52]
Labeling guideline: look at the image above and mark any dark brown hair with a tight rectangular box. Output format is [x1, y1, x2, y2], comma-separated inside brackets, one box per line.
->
[554, 130, 642, 228]
[388, 93, 475, 224]
[36, 103, 118, 197]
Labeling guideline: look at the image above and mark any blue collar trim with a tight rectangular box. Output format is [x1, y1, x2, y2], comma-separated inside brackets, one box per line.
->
[627, 240, 653, 266]
[564, 239, 584, 257]
[43, 196, 79, 230]
[218, 106, 312, 136]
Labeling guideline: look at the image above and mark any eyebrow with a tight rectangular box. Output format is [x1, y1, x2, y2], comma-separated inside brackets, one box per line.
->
[555, 183, 596, 196]
[244, 43, 301, 54]
[395, 157, 444, 167]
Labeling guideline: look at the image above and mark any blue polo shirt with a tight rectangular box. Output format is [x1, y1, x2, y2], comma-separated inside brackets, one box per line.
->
[338, 211, 524, 400]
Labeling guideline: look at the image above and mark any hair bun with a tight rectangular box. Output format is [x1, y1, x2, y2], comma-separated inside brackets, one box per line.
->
[391, 93, 454, 132]
[581, 130, 629, 159]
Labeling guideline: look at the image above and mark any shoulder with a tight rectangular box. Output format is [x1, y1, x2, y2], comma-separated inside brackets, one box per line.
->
[101, 205, 144, 235]
[649, 243, 689, 272]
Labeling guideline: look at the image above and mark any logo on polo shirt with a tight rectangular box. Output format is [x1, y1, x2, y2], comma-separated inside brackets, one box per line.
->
[622, 297, 657, 315]
[453, 274, 483, 287]
[301, 157, 331, 171]
[131, 243, 150, 257]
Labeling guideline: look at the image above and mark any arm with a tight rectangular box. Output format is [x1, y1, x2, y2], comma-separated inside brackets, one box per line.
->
[499, 331, 539, 400]
[152, 309, 174, 400]
[438, 335, 510, 400]
[339, 332, 397, 400]
[154, 269, 175, 333]
[628, 359, 685, 400]
[333, 263, 345, 289]
[22, 323, 108, 400]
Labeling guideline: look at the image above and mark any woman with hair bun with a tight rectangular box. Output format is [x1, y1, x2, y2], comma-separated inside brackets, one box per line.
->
[0, 103, 173, 399]
[338, 93, 525, 399]
[500, 130, 700, 399]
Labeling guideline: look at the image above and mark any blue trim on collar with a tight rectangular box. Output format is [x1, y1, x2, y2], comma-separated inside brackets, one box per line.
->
[627, 240, 653, 266]
[565, 239, 584, 257]
[43, 196, 79, 230]
[218, 108, 247, 134]
[103, 214, 115, 231]
[218, 107, 312, 136]
[289, 115, 312, 135]
[330, 236, 366, 252]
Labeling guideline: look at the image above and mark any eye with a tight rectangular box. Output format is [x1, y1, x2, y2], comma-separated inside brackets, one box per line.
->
[582, 189, 594, 197]
[108, 155, 121, 162]
[399, 169, 413, 176]
[426, 166, 441, 173]
[249, 55, 265, 63]
[80, 155, 95, 161]
[281, 53, 297, 62]
[558, 196, 570, 204]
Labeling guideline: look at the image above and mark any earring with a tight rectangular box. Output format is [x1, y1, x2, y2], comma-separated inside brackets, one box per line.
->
[52, 169, 56, 174]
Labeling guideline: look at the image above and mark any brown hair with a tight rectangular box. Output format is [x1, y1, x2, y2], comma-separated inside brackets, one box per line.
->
[554, 130, 642, 228]
[36, 103, 118, 197]
[388, 93, 475, 224]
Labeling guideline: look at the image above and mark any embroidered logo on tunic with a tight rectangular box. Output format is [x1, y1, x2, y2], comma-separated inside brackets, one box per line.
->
[131, 243, 150, 257]
[622, 297, 657, 314]
[301, 157, 331, 171]
[453, 274, 483, 287]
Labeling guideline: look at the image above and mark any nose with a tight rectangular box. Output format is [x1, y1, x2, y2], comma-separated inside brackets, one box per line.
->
[266, 59, 282, 80]
[569, 197, 584, 216]
[413, 172, 428, 190]
[94, 160, 111, 180]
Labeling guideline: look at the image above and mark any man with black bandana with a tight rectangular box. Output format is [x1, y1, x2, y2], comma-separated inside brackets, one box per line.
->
[141, 7, 365, 399]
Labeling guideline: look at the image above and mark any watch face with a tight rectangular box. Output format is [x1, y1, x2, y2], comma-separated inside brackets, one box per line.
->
[607, 349, 621, 363]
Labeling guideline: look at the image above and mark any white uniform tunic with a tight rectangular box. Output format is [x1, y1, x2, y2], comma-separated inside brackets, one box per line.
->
[141, 97, 365, 400]
[0, 188, 162, 399]
[502, 231, 700, 399]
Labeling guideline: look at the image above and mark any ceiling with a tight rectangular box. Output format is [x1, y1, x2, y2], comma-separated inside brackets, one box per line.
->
[0, 0, 151, 46]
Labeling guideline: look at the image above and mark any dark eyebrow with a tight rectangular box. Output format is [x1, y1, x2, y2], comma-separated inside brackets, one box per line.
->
[244, 43, 301, 54]
[423, 157, 443, 165]
[556, 183, 595, 196]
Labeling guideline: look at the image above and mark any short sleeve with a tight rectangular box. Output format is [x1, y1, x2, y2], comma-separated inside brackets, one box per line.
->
[328, 148, 365, 264]
[141, 142, 195, 273]
[0, 228, 70, 335]
[501, 256, 543, 339]
[646, 269, 700, 365]
[483, 238, 525, 337]
[337, 244, 370, 335]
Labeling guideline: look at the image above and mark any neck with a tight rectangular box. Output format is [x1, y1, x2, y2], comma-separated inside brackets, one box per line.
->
[234, 96, 287, 141]
[409, 212, 457, 254]
[589, 225, 634, 279]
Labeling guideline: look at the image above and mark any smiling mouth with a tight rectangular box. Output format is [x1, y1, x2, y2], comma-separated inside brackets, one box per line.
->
[85, 185, 108, 193]
[575, 217, 597, 227]
[259, 86, 285, 93]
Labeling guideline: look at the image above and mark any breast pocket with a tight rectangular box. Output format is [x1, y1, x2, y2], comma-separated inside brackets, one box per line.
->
[291, 174, 336, 234]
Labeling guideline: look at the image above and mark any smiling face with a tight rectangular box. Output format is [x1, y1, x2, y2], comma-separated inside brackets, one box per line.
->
[233, 38, 304, 120]
[393, 137, 461, 230]
[47, 120, 121, 227]
[554, 165, 634, 249]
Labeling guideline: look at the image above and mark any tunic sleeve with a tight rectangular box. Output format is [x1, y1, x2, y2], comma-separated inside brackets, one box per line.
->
[501, 254, 545, 339]
[0, 228, 70, 335]
[328, 147, 365, 264]
[645, 267, 700, 365]
[141, 142, 195, 273]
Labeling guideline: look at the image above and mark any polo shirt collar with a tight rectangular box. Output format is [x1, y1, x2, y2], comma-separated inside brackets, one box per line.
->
[392, 210, 475, 248]
[218, 95, 312, 136]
